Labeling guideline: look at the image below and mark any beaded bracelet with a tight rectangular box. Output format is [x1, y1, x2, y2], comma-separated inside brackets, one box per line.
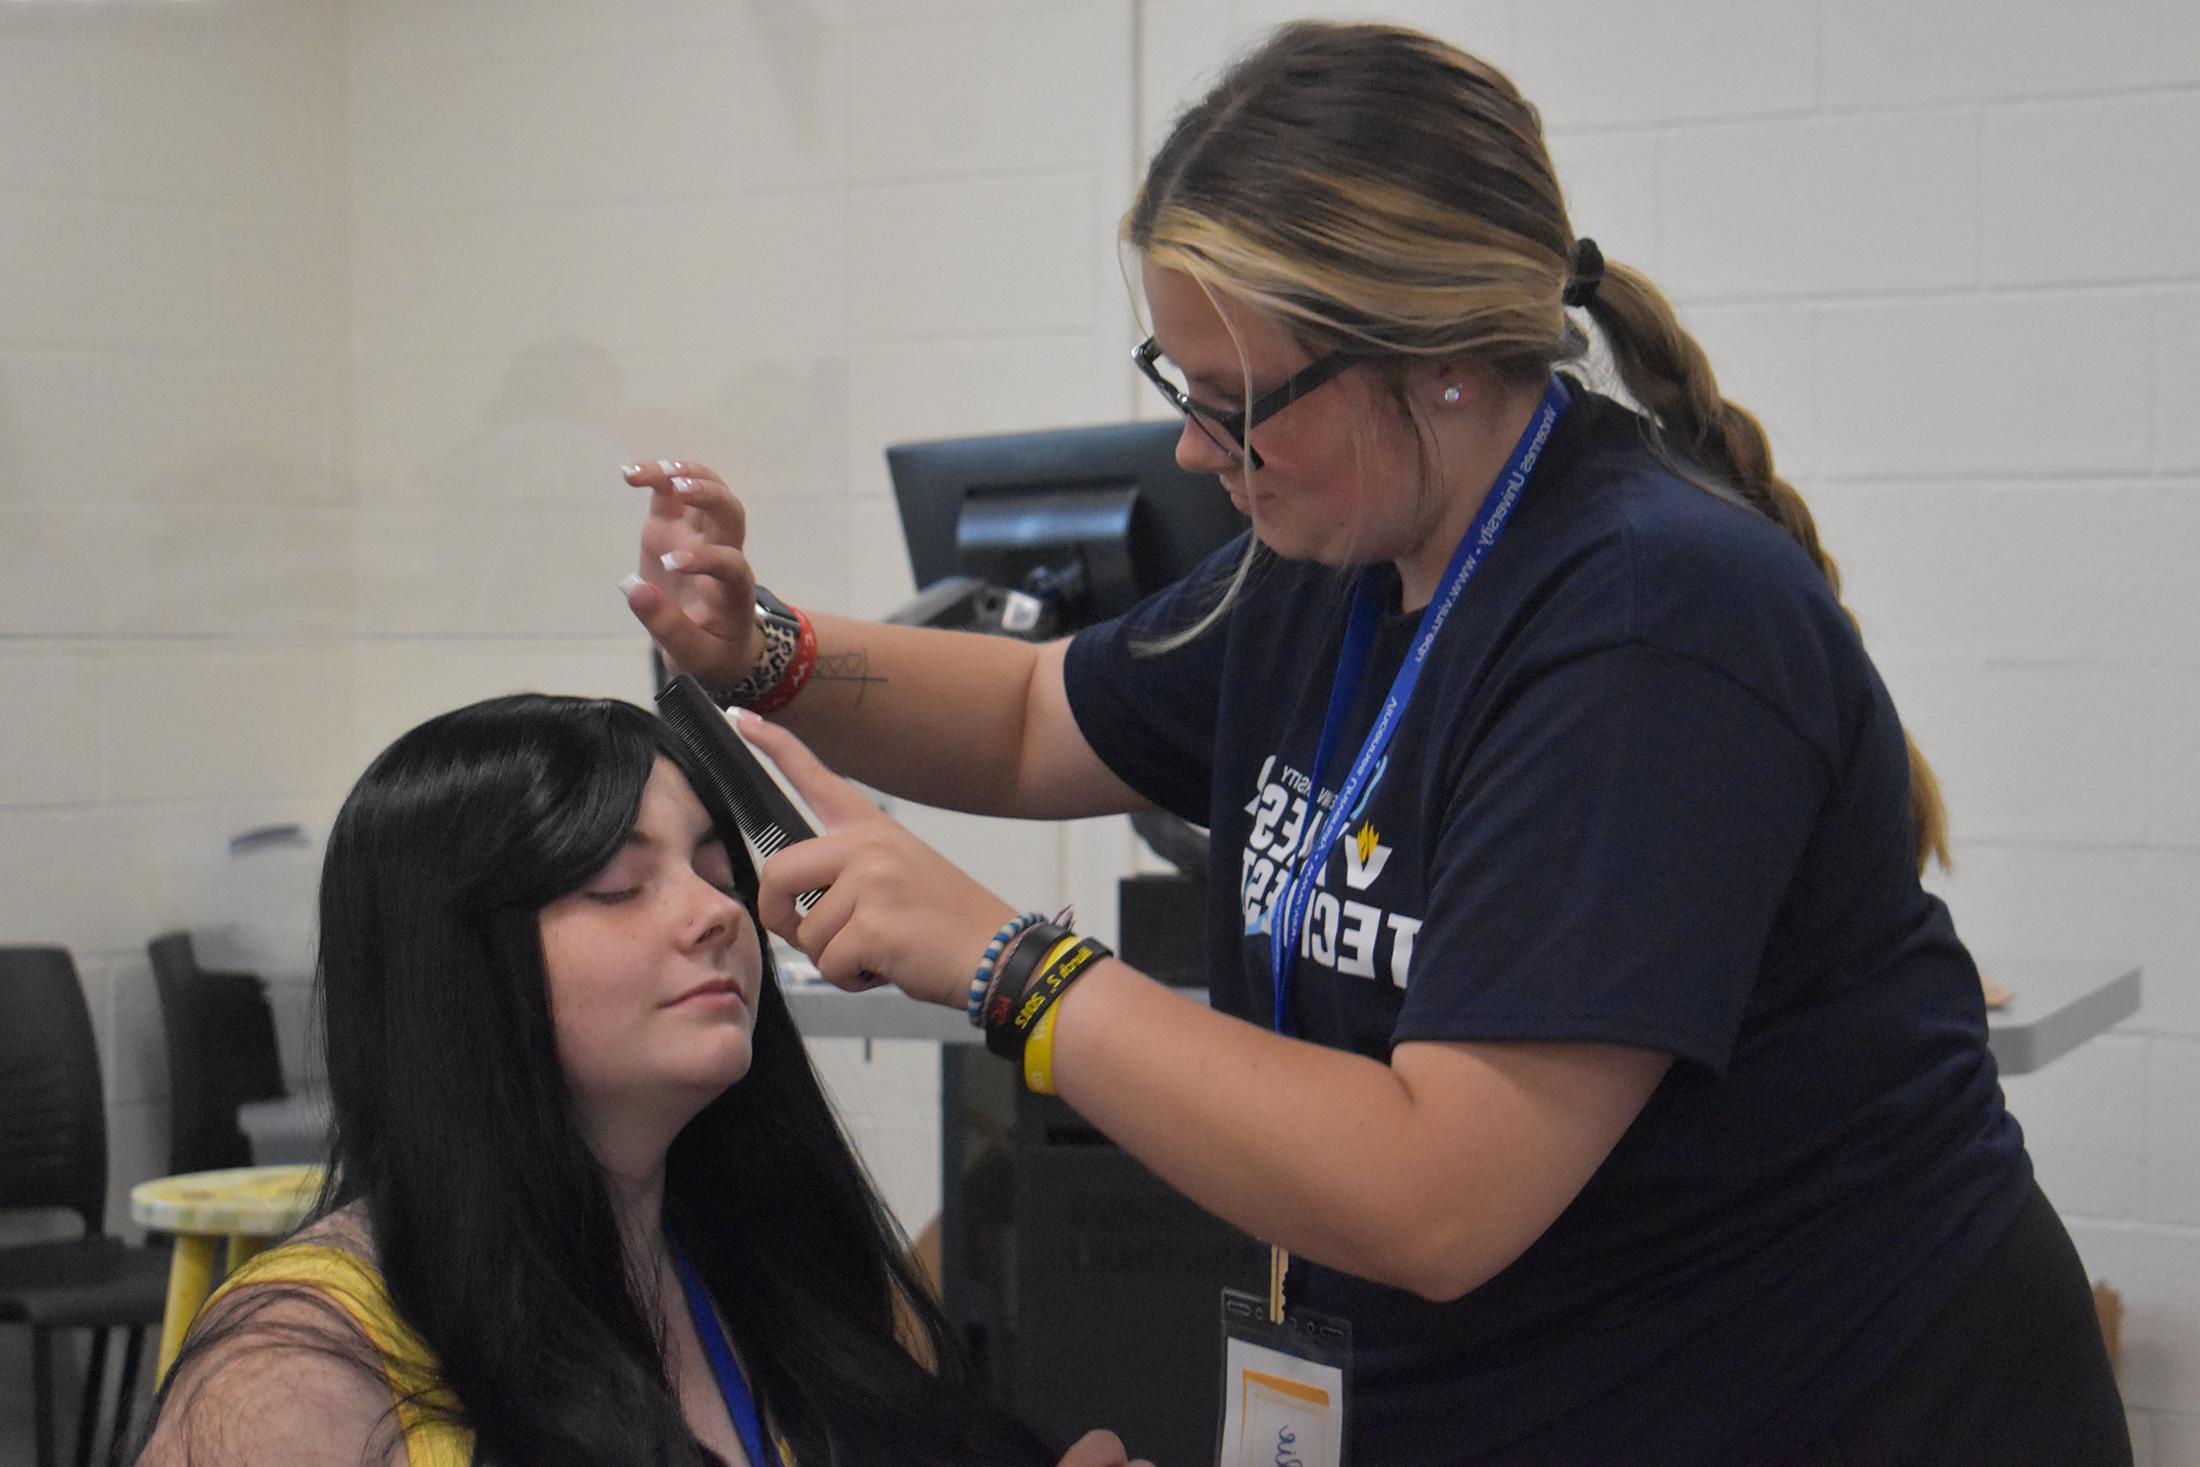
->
[968, 911, 1047, 1024]
[971, 904, 1074, 1022]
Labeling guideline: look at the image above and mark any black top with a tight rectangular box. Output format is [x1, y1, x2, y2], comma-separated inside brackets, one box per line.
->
[1063, 387, 2031, 1465]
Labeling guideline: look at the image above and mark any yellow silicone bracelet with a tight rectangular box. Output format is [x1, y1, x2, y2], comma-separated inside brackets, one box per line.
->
[1022, 1002, 1063, 1096]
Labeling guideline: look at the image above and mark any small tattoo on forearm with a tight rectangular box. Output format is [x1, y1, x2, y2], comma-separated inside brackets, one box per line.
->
[813, 649, 887, 709]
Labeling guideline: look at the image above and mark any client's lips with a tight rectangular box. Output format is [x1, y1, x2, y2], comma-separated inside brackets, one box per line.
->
[667, 978, 745, 1008]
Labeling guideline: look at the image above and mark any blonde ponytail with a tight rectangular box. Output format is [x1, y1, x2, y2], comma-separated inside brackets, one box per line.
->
[1583, 261, 1950, 869]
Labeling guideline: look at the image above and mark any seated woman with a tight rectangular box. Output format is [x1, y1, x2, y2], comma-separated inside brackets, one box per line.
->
[136, 693, 1140, 1467]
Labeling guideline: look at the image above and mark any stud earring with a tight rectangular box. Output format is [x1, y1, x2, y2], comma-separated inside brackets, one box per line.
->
[1442, 385, 1464, 404]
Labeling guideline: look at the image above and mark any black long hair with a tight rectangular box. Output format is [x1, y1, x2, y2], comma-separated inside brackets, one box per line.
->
[144, 693, 1052, 1466]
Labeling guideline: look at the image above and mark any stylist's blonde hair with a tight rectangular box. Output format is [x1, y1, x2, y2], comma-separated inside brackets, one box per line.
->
[1125, 20, 1949, 870]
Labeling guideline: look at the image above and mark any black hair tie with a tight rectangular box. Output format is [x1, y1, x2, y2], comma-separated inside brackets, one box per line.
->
[1564, 237, 1604, 308]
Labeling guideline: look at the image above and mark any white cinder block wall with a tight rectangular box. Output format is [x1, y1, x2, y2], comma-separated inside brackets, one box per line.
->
[339, 0, 1139, 1242]
[3, 0, 2195, 1458]
[0, 0, 353, 1450]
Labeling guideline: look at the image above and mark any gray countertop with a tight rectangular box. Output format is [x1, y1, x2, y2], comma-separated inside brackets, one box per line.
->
[1977, 960, 2142, 1075]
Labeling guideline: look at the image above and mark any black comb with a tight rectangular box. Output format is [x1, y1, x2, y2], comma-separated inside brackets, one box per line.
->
[655, 674, 824, 911]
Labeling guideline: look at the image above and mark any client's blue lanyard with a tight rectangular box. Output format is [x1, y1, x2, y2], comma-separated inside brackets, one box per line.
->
[1265, 376, 1569, 1037]
[669, 1237, 783, 1467]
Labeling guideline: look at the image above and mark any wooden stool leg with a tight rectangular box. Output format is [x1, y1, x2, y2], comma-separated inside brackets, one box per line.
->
[155, 1235, 219, 1380]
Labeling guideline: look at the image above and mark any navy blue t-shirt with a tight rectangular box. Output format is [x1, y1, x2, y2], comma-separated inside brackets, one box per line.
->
[1063, 387, 2031, 1466]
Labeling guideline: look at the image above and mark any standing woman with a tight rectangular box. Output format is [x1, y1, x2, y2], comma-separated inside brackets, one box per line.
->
[624, 22, 2126, 1465]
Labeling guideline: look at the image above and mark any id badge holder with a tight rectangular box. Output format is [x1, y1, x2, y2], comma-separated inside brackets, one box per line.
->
[1215, 1287, 1351, 1467]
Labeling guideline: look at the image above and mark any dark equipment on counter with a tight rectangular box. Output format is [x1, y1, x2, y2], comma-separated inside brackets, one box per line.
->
[887, 419, 1244, 641]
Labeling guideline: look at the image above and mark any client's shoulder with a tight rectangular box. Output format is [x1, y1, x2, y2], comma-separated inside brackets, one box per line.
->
[138, 1203, 463, 1466]
[136, 1269, 410, 1466]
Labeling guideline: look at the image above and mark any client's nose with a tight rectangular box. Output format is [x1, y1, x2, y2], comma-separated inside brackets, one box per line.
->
[682, 876, 749, 952]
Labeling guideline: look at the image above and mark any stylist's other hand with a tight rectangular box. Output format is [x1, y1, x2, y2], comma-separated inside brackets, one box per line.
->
[621, 460, 765, 690]
[737, 711, 1017, 1010]
[1056, 1429, 1151, 1467]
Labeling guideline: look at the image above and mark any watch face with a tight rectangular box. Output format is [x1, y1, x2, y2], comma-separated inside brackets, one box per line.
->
[753, 586, 796, 624]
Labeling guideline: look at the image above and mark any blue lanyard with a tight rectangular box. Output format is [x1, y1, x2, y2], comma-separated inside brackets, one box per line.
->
[669, 1237, 783, 1467]
[1264, 376, 1570, 1036]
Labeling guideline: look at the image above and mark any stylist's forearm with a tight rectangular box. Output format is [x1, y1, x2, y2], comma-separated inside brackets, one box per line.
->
[1047, 962, 1494, 1301]
[767, 613, 1042, 816]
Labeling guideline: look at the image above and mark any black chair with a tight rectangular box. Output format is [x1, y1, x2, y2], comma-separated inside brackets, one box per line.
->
[0, 946, 171, 1467]
[146, 933, 288, 1174]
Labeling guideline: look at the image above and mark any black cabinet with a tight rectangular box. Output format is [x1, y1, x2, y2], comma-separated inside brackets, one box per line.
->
[939, 895, 1262, 1466]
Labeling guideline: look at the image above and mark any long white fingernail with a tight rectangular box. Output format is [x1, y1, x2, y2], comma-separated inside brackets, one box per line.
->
[618, 573, 645, 596]
[660, 550, 692, 571]
[656, 459, 679, 475]
[669, 476, 701, 498]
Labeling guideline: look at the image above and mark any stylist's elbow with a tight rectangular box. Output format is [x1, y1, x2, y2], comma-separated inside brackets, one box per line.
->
[1393, 1206, 1518, 1305]
[1334, 1154, 1532, 1303]
[1383, 1039, 1674, 1304]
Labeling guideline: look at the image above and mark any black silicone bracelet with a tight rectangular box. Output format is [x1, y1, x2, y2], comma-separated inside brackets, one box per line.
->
[1007, 937, 1110, 1044]
[986, 931, 1112, 1063]
[983, 921, 1068, 1059]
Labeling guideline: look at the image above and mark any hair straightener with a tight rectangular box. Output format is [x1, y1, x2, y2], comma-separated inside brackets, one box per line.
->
[654, 673, 824, 911]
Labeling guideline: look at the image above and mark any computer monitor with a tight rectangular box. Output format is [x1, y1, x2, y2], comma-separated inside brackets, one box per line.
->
[886, 420, 1246, 639]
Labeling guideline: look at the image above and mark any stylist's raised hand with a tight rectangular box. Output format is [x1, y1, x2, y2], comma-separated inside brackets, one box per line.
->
[620, 460, 764, 691]
[736, 710, 1017, 1010]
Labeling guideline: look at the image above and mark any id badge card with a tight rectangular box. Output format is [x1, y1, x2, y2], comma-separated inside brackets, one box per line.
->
[1216, 1288, 1351, 1467]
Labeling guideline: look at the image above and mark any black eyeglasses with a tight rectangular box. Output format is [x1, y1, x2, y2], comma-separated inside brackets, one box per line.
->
[1132, 337, 1358, 470]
